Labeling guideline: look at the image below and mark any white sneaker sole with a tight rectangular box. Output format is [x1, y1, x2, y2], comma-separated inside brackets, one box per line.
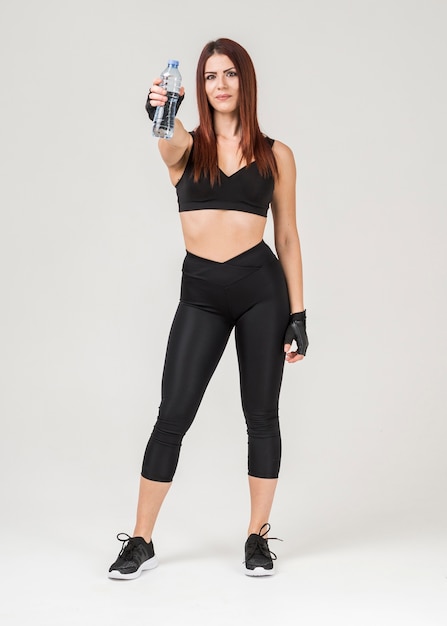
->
[108, 555, 159, 580]
[244, 565, 275, 577]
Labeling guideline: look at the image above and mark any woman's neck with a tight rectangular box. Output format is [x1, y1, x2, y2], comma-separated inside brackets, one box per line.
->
[212, 111, 241, 141]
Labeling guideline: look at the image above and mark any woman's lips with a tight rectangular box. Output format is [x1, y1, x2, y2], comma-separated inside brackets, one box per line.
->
[216, 94, 230, 100]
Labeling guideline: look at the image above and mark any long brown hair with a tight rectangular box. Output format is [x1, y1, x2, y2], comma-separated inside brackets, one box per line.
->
[193, 38, 278, 185]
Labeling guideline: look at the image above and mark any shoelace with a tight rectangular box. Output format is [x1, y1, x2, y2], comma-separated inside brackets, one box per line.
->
[244, 523, 283, 563]
[116, 533, 140, 559]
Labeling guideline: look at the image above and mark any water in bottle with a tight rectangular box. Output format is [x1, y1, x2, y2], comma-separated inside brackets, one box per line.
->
[152, 60, 182, 140]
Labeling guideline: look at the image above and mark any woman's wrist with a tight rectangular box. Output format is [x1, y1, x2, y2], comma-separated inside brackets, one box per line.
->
[289, 310, 306, 324]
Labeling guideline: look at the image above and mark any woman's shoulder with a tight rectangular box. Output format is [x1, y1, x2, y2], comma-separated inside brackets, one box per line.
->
[270, 138, 295, 169]
[268, 139, 296, 181]
[269, 137, 292, 153]
[262, 134, 293, 157]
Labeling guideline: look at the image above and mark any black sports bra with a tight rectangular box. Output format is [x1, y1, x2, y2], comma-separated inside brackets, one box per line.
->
[176, 136, 275, 218]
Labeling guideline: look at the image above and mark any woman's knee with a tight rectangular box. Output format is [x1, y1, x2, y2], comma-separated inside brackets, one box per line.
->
[244, 409, 280, 439]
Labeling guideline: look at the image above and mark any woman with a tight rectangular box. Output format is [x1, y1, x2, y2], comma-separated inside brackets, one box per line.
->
[108, 38, 308, 579]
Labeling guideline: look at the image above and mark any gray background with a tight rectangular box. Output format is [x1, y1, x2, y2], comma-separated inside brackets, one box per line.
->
[1, 1, 446, 624]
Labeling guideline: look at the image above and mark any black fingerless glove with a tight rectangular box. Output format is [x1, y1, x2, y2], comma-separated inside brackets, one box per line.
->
[284, 310, 309, 356]
[145, 91, 184, 121]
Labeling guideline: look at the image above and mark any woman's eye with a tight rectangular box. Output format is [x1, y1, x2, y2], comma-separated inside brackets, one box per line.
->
[227, 71, 237, 77]
[205, 75, 215, 80]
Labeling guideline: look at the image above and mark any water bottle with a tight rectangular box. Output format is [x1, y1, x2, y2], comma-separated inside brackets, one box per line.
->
[152, 60, 182, 140]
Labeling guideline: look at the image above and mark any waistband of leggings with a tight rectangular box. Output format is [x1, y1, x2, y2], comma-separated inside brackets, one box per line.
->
[184, 240, 277, 267]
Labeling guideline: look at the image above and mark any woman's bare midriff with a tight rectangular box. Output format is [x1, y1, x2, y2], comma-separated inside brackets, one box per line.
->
[180, 209, 267, 262]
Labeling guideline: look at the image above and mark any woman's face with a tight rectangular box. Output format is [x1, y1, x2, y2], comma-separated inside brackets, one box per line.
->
[204, 54, 240, 113]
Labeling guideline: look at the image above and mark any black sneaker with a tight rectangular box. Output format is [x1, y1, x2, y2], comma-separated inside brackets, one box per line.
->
[244, 523, 281, 577]
[108, 533, 158, 580]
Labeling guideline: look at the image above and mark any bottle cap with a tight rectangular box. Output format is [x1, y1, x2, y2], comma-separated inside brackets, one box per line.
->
[168, 59, 179, 67]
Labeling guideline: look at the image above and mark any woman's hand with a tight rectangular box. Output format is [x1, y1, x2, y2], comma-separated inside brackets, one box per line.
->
[284, 311, 308, 363]
[145, 77, 185, 120]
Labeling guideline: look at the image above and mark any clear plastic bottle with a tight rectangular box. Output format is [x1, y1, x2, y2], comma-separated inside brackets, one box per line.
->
[152, 60, 182, 140]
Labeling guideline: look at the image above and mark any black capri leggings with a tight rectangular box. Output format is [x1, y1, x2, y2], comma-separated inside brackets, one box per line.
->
[142, 240, 290, 482]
